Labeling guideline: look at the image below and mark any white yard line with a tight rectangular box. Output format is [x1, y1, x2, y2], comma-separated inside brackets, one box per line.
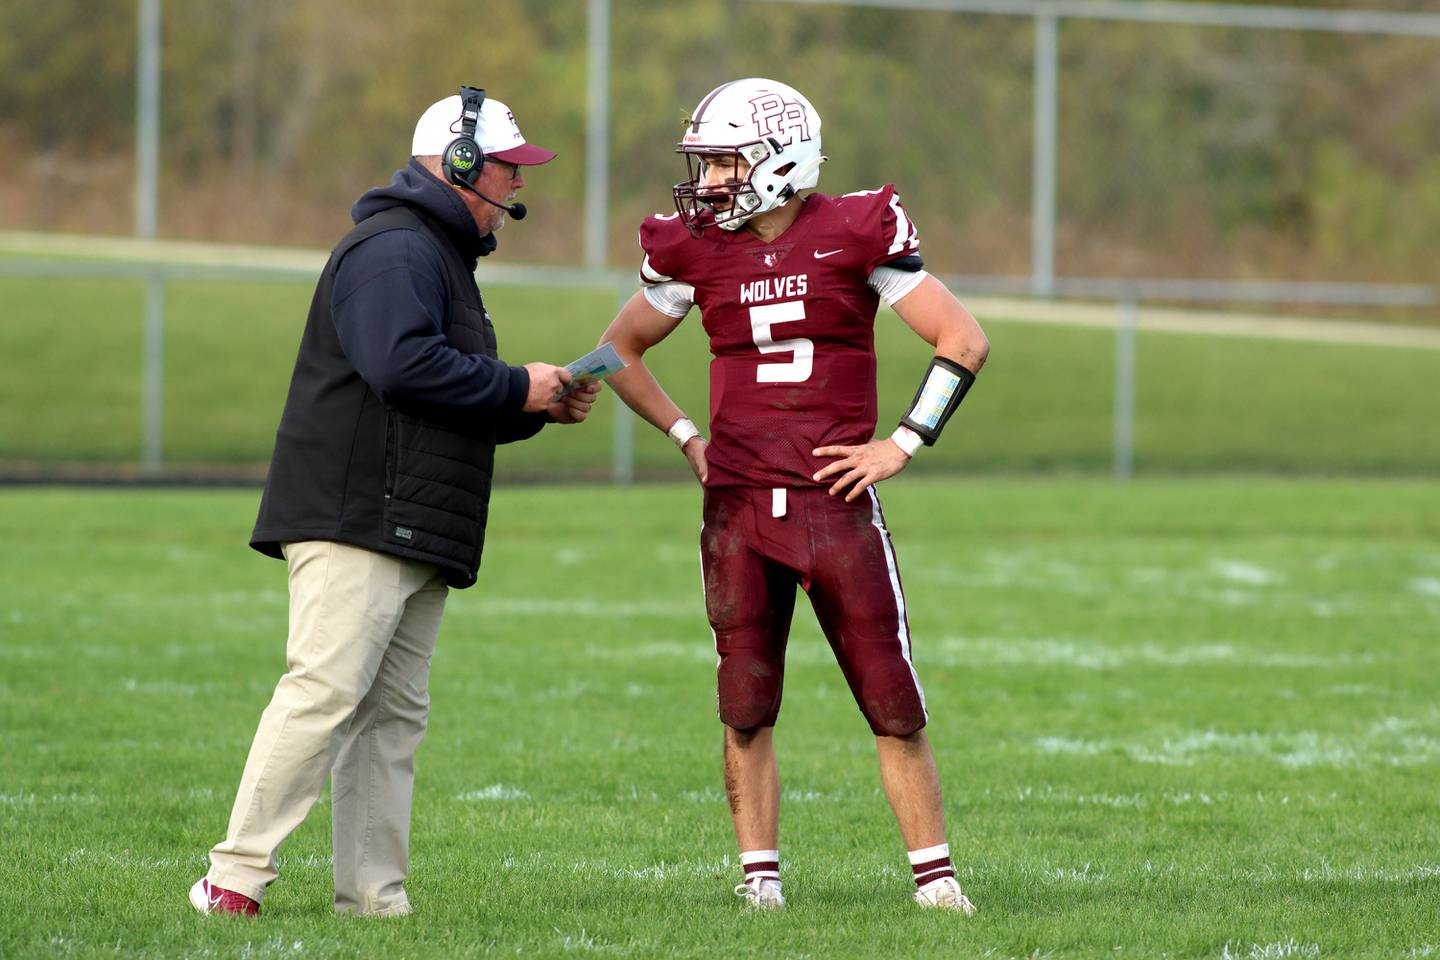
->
[475, 597, 693, 617]
[1033, 722, 1440, 768]
[1211, 559, 1283, 586]
[1409, 577, 1440, 598]
[1221, 939, 1322, 960]
[455, 784, 531, 801]
[936, 635, 1370, 669]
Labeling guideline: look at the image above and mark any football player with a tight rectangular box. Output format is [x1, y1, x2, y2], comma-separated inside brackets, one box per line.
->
[599, 78, 988, 912]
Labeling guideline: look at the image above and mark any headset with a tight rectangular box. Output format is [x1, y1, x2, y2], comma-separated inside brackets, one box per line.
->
[442, 85, 526, 220]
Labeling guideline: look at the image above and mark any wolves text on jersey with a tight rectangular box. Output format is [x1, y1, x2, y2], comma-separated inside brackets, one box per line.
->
[636, 185, 918, 487]
[738, 274, 809, 305]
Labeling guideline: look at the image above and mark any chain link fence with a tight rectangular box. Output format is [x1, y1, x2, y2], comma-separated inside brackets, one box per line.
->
[2, 0, 1437, 479]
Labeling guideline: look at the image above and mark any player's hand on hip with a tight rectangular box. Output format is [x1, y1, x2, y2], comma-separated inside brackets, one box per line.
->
[812, 439, 911, 501]
[547, 381, 602, 424]
[522, 362, 573, 412]
[683, 436, 709, 485]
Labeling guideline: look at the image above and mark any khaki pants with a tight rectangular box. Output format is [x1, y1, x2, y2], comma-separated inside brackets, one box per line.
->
[207, 540, 448, 915]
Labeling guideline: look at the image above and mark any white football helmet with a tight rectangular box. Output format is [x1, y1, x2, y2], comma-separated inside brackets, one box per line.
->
[673, 78, 826, 233]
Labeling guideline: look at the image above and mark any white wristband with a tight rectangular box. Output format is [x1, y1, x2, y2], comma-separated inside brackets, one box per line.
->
[890, 425, 923, 457]
[667, 417, 701, 449]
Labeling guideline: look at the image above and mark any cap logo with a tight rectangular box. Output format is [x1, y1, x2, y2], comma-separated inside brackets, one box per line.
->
[749, 94, 810, 146]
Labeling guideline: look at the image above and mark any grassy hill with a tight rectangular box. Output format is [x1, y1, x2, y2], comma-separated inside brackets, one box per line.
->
[3, 274, 1438, 477]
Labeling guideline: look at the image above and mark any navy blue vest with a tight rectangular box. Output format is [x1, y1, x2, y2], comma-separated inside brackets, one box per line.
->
[251, 205, 514, 588]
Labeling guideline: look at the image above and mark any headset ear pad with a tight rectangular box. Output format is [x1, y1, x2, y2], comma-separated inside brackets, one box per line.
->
[443, 136, 484, 189]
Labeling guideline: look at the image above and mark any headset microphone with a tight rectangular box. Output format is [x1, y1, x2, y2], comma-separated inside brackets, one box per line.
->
[473, 192, 527, 220]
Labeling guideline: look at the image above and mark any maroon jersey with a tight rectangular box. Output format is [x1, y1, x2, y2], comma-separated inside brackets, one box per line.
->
[639, 185, 920, 488]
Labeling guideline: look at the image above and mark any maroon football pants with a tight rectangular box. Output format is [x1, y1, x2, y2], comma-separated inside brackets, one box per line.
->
[699, 485, 928, 737]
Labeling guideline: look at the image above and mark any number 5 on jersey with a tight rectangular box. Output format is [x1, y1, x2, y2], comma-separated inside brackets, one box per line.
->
[749, 300, 813, 383]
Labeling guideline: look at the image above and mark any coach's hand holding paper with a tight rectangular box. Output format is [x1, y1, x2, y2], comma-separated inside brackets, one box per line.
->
[547, 379, 602, 424]
[555, 342, 628, 400]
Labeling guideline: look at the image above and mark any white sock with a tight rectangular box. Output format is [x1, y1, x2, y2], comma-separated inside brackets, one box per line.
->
[908, 842, 955, 888]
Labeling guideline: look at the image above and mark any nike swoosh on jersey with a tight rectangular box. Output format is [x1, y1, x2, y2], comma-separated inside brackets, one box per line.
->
[813, 249, 844, 259]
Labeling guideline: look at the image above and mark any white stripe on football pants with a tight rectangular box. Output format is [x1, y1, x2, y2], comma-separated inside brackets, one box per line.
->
[866, 487, 928, 718]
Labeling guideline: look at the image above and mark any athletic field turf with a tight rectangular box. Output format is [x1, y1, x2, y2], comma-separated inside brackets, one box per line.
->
[1, 478, 1437, 958]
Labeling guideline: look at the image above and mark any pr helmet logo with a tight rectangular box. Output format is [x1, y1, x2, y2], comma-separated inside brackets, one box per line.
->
[749, 93, 812, 146]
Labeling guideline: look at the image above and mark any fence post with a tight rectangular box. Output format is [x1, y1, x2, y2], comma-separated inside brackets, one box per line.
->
[1113, 292, 1137, 480]
[135, 0, 160, 240]
[142, 274, 166, 472]
[137, 0, 164, 473]
[1032, 10, 1058, 298]
[585, 0, 611, 269]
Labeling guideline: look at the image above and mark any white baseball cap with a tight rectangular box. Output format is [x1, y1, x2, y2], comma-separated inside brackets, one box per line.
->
[410, 93, 556, 165]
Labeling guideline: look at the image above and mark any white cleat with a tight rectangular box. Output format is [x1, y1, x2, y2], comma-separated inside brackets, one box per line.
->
[913, 876, 976, 914]
[733, 877, 785, 910]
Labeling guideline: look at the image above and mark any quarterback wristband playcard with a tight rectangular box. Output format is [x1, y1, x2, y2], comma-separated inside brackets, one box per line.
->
[900, 356, 976, 445]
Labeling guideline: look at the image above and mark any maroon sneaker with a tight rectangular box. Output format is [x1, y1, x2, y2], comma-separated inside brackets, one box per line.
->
[189, 878, 260, 916]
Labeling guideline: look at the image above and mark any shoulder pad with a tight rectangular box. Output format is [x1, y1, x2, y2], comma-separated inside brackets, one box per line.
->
[638, 213, 692, 285]
[835, 184, 920, 274]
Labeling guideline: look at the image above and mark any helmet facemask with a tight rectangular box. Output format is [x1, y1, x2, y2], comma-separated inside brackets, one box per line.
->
[673, 140, 780, 235]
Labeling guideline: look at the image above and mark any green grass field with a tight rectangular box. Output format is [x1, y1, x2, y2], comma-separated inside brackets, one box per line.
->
[3, 276, 1439, 476]
[2, 479, 1438, 958]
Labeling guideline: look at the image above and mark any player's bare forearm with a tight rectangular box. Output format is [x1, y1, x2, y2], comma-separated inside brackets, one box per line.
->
[892, 275, 989, 374]
[606, 363, 688, 435]
[812, 277, 987, 501]
[606, 363, 707, 484]
[599, 290, 693, 435]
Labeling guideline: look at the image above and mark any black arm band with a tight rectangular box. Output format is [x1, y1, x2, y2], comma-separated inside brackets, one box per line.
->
[899, 356, 976, 446]
[884, 253, 926, 272]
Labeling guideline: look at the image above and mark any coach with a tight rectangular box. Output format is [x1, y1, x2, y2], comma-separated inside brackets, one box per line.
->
[189, 87, 599, 918]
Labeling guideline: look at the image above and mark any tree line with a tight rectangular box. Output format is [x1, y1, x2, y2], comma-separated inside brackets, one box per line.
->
[1, 0, 1436, 287]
